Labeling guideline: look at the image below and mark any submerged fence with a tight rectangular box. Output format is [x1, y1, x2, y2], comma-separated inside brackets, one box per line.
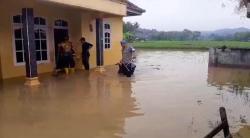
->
[204, 107, 232, 138]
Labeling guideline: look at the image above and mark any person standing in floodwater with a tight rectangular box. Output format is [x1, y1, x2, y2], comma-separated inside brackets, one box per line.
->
[118, 40, 136, 77]
[60, 36, 75, 75]
[80, 37, 93, 70]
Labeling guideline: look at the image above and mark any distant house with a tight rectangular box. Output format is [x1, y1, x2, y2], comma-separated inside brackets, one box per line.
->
[0, 0, 145, 80]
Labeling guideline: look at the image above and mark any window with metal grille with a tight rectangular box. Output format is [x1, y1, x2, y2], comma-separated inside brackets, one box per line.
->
[103, 23, 111, 49]
[13, 15, 24, 64]
[34, 29, 48, 61]
[12, 15, 49, 65]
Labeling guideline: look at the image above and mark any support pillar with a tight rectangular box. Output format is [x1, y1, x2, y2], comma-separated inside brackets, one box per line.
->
[22, 8, 40, 86]
[95, 18, 105, 72]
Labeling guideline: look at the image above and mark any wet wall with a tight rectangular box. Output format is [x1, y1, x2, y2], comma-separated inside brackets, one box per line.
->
[209, 48, 250, 68]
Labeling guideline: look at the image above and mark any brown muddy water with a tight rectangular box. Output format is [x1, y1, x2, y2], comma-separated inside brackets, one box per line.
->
[0, 50, 250, 138]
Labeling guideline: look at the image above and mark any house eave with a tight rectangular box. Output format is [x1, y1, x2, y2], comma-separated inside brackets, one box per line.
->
[41, 0, 127, 16]
[127, 10, 143, 16]
[126, 0, 145, 16]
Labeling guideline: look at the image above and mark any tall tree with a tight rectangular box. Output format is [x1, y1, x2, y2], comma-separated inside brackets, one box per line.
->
[123, 21, 140, 42]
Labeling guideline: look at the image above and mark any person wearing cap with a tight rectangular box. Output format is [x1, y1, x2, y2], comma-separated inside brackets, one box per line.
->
[80, 37, 93, 70]
[120, 40, 136, 64]
[118, 40, 136, 77]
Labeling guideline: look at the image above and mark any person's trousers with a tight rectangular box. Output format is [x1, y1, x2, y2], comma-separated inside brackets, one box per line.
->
[82, 55, 90, 70]
[63, 53, 75, 68]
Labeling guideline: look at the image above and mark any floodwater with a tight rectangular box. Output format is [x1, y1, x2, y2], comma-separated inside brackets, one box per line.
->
[0, 50, 250, 138]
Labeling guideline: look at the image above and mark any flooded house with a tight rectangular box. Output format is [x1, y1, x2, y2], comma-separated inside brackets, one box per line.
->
[0, 0, 145, 84]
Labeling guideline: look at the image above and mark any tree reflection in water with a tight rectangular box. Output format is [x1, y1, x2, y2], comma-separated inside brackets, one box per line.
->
[207, 66, 250, 136]
[208, 67, 250, 103]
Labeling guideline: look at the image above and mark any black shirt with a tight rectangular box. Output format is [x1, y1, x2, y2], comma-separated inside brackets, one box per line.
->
[82, 42, 93, 56]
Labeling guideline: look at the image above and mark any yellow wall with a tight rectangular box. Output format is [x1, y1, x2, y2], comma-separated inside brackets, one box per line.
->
[45, 0, 127, 16]
[80, 15, 123, 68]
[103, 17, 123, 66]
[0, 0, 83, 79]
[80, 13, 97, 69]
[0, 0, 124, 79]
[0, 29, 2, 79]
[0, 4, 2, 80]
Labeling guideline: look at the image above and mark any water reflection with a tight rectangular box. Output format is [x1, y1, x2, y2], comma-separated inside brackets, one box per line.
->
[233, 126, 250, 138]
[207, 67, 250, 102]
[125, 50, 250, 138]
[1, 50, 250, 138]
[0, 69, 141, 138]
[207, 62, 250, 137]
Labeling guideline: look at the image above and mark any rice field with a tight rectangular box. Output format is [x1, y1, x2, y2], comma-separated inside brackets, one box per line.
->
[132, 40, 250, 50]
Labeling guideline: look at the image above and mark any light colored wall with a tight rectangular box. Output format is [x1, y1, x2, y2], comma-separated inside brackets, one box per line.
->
[0, 0, 124, 79]
[0, 2, 2, 80]
[80, 15, 123, 68]
[103, 17, 123, 66]
[80, 13, 97, 69]
[44, 0, 127, 16]
[0, 22, 2, 80]
[209, 48, 250, 68]
[0, 0, 82, 79]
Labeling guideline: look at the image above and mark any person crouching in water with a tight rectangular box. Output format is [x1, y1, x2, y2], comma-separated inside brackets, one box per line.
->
[60, 36, 75, 75]
[118, 40, 136, 77]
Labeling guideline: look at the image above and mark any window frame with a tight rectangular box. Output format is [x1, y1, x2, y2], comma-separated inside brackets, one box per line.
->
[54, 19, 69, 29]
[103, 21, 112, 50]
[12, 15, 50, 66]
[34, 16, 50, 64]
[34, 26, 50, 64]
[12, 15, 25, 66]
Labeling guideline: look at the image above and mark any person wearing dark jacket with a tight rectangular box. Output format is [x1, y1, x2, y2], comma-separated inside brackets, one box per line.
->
[80, 37, 93, 70]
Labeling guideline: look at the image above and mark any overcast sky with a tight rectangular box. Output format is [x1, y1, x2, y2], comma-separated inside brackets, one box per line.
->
[124, 0, 250, 31]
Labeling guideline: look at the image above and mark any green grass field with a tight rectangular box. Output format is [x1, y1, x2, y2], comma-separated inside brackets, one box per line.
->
[132, 41, 250, 50]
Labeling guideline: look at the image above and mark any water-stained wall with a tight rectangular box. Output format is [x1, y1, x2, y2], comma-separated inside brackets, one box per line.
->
[209, 48, 250, 68]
